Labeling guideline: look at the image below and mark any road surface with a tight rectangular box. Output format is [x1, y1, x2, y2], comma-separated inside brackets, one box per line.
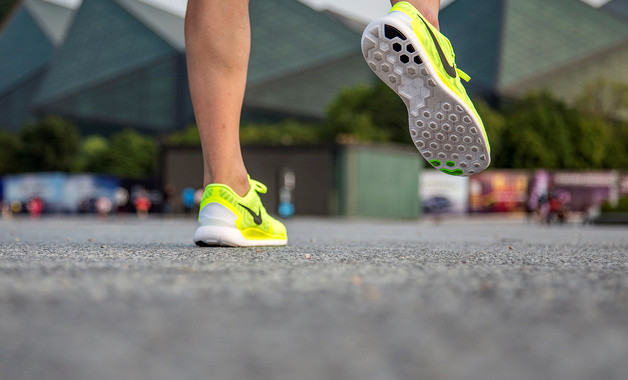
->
[0, 216, 626, 380]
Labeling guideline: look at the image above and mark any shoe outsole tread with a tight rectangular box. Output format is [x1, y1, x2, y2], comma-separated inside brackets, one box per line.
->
[362, 18, 490, 176]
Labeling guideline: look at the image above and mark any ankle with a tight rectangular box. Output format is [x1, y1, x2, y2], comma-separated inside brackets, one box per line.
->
[419, 8, 439, 30]
[205, 172, 250, 197]
[394, 1, 440, 30]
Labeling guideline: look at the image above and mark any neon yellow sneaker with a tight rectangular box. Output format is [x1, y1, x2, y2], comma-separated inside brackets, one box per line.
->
[361, 1, 490, 176]
[193, 177, 287, 247]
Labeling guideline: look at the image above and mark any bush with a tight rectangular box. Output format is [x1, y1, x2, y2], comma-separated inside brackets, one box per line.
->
[486, 91, 618, 169]
[20, 116, 81, 172]
[166, 124, 201, 146]
[105, 130, 157, 178]
[601, 196, 628, 213]
[324, 83, 405, 143]
[240, 120, 324, 145]
[76, 135, 109, 173]
[0, 130, 21, 174]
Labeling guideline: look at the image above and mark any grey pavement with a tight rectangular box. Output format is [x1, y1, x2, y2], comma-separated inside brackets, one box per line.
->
[0, 216, 627, 380]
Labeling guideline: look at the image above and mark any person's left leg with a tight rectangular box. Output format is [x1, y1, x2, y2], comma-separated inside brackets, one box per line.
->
[391, 0, 440, 29]
[362, 1, 491, 176]
[185, 0, 250, 196]
[185, 0, 287, 247]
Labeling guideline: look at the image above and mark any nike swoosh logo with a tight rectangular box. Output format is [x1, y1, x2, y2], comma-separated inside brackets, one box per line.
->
[240, 203, 263, 225]
[417, 15, 457, 78]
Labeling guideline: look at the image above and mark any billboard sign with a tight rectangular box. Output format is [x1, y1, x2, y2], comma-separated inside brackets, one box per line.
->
[469, 171, 530, 213]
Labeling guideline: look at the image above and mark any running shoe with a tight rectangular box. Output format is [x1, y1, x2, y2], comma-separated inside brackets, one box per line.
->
[194, 176, 287, 247]
[361, 1, 490, 176]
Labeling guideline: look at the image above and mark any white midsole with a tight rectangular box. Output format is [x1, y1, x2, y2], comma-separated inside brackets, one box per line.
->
[193, 225, 287, 247]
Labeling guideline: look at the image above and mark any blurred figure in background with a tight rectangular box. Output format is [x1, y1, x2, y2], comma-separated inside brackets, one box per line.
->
[96, 196, 112, 220]
[1, 200, 11, 219]
[10, 200, 22, 215]
[181, 187, 195, 214]
[134, 191, 151, 219]
[162, 183, 177, 215]
[114, 187, 129, 216]
[26, 197, 44, 219]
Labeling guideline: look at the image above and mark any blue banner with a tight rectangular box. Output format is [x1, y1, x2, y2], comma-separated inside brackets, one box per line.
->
[2, 173, 120, 213]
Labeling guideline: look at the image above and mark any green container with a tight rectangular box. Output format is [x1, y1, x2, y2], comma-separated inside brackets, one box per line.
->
[335, 144, 422, 219]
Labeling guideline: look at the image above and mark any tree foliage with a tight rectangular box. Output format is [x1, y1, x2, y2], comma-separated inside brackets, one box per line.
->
[490, 88, 627, 169]
[0, 130, 21, 173]
[19, 116, 81, 172]
[166, 124, 201, 146]
[240, 120, 324, 145]
[103, 130, 157, 178]
[74, 130, 157, 177]
[576, 77, 628, 122]
[2, 79, 626, 175]
[77, 135, 110, 173]
[474, 99, 506, 167]
[0, 119, 158, 177]
[325, 83, 406, 143]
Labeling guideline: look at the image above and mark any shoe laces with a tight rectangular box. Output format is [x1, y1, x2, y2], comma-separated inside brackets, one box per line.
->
[457, 68, 471, 82]
[443, 31, 471, 82]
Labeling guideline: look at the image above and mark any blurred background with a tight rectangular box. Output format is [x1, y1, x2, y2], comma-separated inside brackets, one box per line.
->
[0, 0, 627, 223]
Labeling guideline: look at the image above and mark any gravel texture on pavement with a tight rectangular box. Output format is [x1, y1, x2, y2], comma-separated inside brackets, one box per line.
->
[0, 216, 627, 380]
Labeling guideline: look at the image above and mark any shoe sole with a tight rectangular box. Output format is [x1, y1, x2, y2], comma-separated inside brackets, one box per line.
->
[361, 16, 490, 176]
[194, 225, 287, 247]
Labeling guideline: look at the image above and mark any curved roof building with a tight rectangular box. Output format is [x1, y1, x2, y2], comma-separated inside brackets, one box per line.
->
[0, 0, 74, 131]
[440, 0, 628, 103]
[0, 0, 375, 133]
[2, 0, 626, 133]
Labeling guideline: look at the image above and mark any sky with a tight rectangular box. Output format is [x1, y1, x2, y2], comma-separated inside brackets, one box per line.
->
[52, 0, 613, 22]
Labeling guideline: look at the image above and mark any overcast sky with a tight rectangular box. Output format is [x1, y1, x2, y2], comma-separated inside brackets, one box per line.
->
[53, 0, 613, 22]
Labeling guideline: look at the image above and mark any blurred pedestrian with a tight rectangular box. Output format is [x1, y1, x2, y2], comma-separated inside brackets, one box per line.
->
[163, 183, 177, 215]
[96, 196, 113, 220]
[10, 200, 23, 215]
[181, 187, 195, 214]
[26, 197, 44, 219]
[134, 193, 151, 219]
[1, 200, 12, 219]
[114, 187, 129, 215]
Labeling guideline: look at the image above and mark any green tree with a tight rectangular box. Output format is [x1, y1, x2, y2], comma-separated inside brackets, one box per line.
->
[602, 122, 628, 169]
[76, 135, 109, 173]
[474, 99, 506, 167]
[104, 129, 157, 178]
[576, 78, 628, 169]
[500, 92, 613, 169]
[0, 130, 21, 174]
[20, 116, 81, 172]
[240, 120, 323, 145]
[576, 77, 628, 122]
[325, 83, 405, 143]
[166, 124, 201, 146]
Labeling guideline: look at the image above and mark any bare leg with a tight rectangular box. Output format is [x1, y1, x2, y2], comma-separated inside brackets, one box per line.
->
[185, 0, 251, 196]
[391, 0, 441, 29]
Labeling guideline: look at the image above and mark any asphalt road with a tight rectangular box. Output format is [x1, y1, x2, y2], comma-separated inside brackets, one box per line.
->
[0, 216, 627, 380]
